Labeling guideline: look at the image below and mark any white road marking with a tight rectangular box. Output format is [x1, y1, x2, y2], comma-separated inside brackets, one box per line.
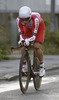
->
[0, 76, 59, 93]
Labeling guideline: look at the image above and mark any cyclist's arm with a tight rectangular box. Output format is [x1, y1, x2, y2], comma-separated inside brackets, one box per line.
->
[27, 35, 36, 42]
[16, 17, 24, 40]
[27, 18, 39, 42]
[32, 18, 39, 34]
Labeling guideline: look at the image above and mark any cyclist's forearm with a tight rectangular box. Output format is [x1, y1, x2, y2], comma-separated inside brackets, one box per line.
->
[20, 34, 24, 40]
[27, 35, 36, 42]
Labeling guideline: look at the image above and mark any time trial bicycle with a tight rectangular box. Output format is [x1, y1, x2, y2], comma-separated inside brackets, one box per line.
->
[11, 42, 42, 93]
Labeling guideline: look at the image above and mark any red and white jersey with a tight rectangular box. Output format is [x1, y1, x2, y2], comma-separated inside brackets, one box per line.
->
[16, 12, 45, 43]
[16, 12, 45, 34]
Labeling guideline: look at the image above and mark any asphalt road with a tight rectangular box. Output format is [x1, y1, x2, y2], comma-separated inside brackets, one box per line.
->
[0, 69, 59, 100]
[0, 55, 59, 80]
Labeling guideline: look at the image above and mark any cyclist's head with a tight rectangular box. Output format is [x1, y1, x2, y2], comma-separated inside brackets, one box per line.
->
[19, 6, 31, 22]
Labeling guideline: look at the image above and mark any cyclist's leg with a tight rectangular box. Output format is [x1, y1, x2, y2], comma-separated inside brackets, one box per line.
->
[33, 42, 43, 64]
[34, 26, 45, 64]
[33, 42, 45, 77]
[33, 27, 45, 77]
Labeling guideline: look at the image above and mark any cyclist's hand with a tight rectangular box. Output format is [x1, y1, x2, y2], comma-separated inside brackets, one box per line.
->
[24, 39, 30, 46]
[18, 39, 24, 45]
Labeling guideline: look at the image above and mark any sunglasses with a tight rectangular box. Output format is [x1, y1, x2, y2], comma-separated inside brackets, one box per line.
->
[20, 17, 30, 21]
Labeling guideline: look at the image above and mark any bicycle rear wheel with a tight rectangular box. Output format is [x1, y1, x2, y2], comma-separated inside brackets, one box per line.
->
[33, 51, 42, 90]
[19, 50, 31, 93]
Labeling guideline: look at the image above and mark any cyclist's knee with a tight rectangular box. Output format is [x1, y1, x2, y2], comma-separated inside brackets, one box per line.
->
[34, 43, 41, 50]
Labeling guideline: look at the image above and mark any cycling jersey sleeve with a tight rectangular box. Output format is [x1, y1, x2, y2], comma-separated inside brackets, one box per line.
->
[27, 35, 36, 42]
[16, 17, 24, 34]
[32, 18, 39, 36]
[16, 17, 24, 40]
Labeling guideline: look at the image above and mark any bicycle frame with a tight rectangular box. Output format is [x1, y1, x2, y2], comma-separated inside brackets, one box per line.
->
[11, 44, 42, 93]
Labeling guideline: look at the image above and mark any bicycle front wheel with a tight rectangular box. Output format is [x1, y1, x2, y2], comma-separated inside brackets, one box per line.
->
[33, 51, 42, 90]
[19, 50, 31, 93]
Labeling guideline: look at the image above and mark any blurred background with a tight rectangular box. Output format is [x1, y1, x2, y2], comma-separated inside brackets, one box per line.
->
[0, 0, 59, 60]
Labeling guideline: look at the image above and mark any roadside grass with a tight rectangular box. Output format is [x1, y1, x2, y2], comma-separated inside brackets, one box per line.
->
[0, 54, 20, 61]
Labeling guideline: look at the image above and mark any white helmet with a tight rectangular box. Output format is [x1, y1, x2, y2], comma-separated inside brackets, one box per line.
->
[19, 6, 31, 19]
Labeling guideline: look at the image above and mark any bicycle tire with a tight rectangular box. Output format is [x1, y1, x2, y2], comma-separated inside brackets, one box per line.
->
[19, 50, 31, 93]
[33, 51, 42, 90]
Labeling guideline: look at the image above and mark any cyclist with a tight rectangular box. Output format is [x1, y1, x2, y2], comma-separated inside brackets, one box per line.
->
[16, 6, 45, 77]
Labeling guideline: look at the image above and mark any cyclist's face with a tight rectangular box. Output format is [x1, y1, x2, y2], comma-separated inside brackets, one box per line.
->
[22, 20, 29, 25]
[20, 18, 30, 25]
